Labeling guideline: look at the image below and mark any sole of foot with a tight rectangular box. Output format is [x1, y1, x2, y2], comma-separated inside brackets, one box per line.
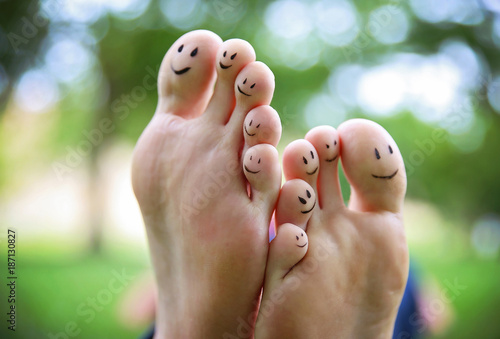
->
[131, 30, 282, 338]
[256, 120, 408, 339]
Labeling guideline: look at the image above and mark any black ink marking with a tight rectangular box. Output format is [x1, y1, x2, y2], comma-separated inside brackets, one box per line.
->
[190, 47, 198, 57]
[297, 242, 307, 248]
[250, 83, 255, 88]
[250, 155, 253, 160]
[326, 155, 338, 162]
[178, 44, 184, 53]
[258, 158, 261, 164]
[298, 196, 307, 204]
[243, 78, 247, 84]
[306, 190, 311, 198]
[310, 150, 314, 159]
[249, 120, 253, 126]
[171, 65, 191, 75]
[301, 201, 316, 214]
[372, 169, 398, 179]
[389, 145, 393, 154]
[237, 85, 251, 96]
[306, 166, 318, 175]
[231, 53, 237, 60]
[219, 61, 232, 69]
[303, 156, 308, 165]
[301, 233, 304, 237]
[296, 235, 299, 240]
[326, 144, 330, 149]
[244, 125, 256, 137]
[334, 140, 337, 146]
[223, 51, 227, 57]
[375, 148, 381, 160]
[244, 165, 260, 174]
[256, 123, 260, 128]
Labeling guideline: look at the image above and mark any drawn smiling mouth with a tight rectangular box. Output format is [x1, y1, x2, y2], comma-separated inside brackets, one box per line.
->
[306, 167, 318, 175]
[301, 201, 316, 214]
[219, 61, 232, 69]
[171, 65, 191, 75]
[244, 125, 256, 136]
[297, 242, 308, 248]
[237, 85, 251, 96]
[244, 165, 260, 174]
[372, 169, 398, 179]
[326, 155, 338, 162]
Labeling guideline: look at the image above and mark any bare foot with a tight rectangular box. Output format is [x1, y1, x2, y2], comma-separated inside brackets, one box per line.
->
[255, 120, 408, 339]
[131, 30, 282, 338]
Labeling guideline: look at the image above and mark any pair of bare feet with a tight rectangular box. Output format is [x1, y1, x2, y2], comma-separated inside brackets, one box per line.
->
[131, 30, 408, 339]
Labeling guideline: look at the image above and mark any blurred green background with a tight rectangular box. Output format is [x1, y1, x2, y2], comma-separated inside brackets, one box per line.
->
[1, 0, 499, 338]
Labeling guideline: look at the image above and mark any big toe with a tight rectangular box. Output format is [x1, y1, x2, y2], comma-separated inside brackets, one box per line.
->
[338, 119, 407, 213]
[157, 30, 222, 119]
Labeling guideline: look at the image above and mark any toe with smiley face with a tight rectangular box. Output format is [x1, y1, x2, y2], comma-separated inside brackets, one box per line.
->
[243, 106, 282, 147]
[216, 39, 256, 76]
[339, 119, 406, 212]
[276, 179, 316, 230]
[243, 144, 281, 195]
[234, 62, 275, 110]
[283, 140, 320, 187]
[158, 30, 222, 117]
[305, 125, 340, 164]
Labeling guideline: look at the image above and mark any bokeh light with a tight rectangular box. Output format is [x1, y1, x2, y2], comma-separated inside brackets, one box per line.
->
[471, 215, 500, 259]
[368, 5, 410, 45]
[14, 69, 59, 113]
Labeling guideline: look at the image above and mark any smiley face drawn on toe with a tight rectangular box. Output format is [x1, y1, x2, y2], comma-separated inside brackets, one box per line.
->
[371, 145, 399, 180]
[295, 232, 307, 248]
[244, 119, 261, 137]
[238, 78, 256, 97]
[219, 50, 237, 69]
[303, 150, 319, 175]
[298, 189, 316, 214]
[171, 44, 199, 75]
[244, 155, 261, 174]
[325, 140, 339, 162]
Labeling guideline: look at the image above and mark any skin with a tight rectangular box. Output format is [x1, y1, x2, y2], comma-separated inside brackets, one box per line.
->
[256, 120, 408, 339]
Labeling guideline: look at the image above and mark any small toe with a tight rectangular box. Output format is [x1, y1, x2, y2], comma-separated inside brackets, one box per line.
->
[275, 179, 316, 231]
[243, 106, 282, 148]
[305, 126, 343, 210]
[282, 139, 319, 192]
[338, 119, 407, 213]
[157, 30, 222, 119]
[204, 39, 256, 124]
[266, 223, 308, 281]
[243, 144, 281, 216]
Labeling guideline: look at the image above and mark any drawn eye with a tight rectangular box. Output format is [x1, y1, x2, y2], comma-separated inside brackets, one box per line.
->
[389, 145, 393, 154]
[223, 51, 227, 57]
[231, 53, 237, 60]
[334, 140, 337, 146]
[250, 155, 253, 160]
[298, 196, 307, 204]
[310, 151, 314, 159]
[326, 144, 330, 149]
[256, 124, 261, 128]
[249, 120, 253, 126]
[258, 158, 261, 164]
[250, 83, 256, 88]
[303, 156, 308, 165]
[243, 78, 247, 84]
[301, 233, 304, 237]
[178, 44, 184, 53]
[296, 235, 299, 240]
[306, 190, 311, 198]
[375, 148, 381, 160]
[190, 47, 198, 57]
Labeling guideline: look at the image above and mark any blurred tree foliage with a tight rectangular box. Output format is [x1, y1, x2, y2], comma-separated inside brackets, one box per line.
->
[1, 0, 500, 236]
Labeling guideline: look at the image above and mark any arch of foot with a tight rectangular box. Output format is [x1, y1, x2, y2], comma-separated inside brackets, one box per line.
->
[157, 30, 222, 117]
[338, 119, 407, 213]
